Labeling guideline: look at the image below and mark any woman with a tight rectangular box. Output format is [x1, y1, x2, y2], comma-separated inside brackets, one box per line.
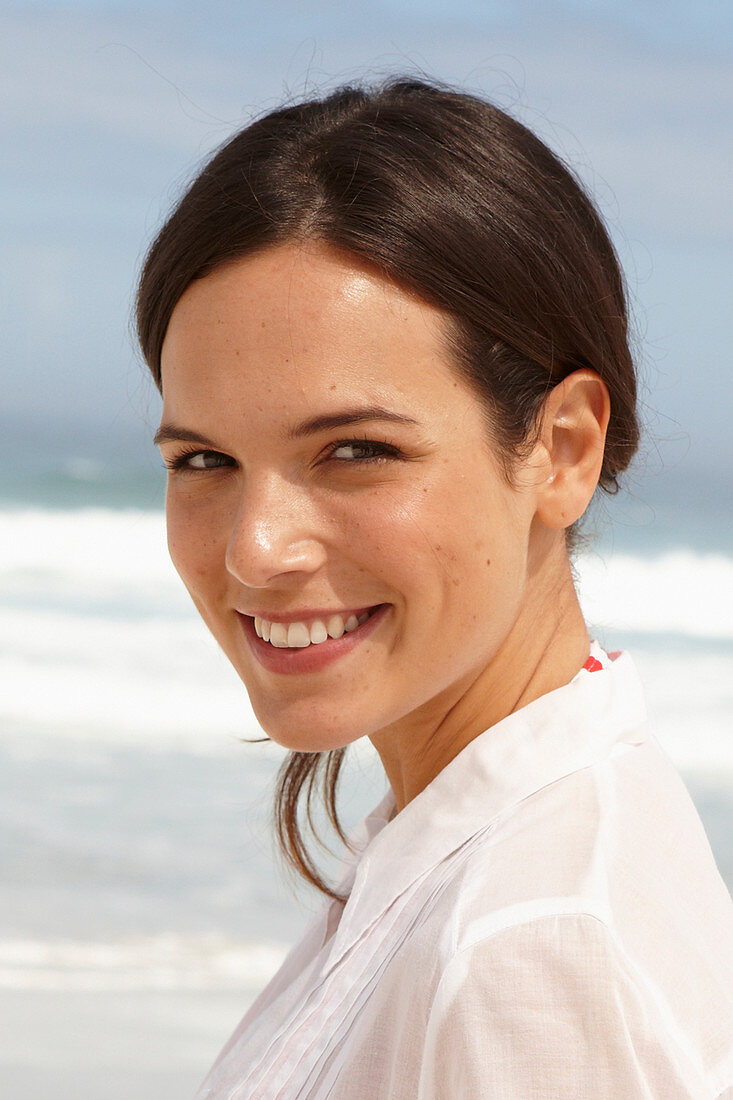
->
[137, 78, 733, 1098]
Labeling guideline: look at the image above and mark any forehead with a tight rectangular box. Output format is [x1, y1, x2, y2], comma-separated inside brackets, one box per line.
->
[159, 243, 478, 430]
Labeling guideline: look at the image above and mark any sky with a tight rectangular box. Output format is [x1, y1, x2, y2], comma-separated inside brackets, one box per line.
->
[2, 0, 731, 493]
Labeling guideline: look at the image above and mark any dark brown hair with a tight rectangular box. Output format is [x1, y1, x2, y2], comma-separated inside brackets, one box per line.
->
[137, 77, 639, 897]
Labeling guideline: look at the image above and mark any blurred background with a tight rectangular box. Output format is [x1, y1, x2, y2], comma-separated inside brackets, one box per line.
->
[2, 2, 731, 1096]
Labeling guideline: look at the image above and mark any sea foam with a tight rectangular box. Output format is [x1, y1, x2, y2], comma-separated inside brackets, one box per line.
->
[3, 507, 733, 633]
[2, 508, 732, 770]
[0, 935, 287, 992]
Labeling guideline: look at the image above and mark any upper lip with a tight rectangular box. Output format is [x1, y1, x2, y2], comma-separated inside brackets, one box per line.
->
[236, 605, 382, 623]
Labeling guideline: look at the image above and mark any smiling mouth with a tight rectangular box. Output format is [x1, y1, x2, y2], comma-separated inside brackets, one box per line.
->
[251, 607, 380, 649]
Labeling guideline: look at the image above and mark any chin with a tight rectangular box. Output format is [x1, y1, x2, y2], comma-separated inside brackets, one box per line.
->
[249, 699, 370, 755]
[261, 726, 363, 755]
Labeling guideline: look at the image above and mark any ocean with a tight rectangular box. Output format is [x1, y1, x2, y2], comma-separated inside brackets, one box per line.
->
[2, 461, 732, 1098]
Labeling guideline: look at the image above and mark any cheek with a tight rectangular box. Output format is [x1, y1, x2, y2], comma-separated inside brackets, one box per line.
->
[165, 496, 225, 593]
[419, 498, 529, 626]
[345, 487, 485, 617]
[343, 491, 439, 588]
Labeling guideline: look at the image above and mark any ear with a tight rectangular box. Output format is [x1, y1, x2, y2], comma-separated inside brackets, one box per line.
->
[532, 369, 611, 530]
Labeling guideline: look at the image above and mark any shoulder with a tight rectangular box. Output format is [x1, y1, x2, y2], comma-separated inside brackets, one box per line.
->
[440, 732, 733, 961]
[411, 741, 733, 1098]
[421, 910, 733, 1099]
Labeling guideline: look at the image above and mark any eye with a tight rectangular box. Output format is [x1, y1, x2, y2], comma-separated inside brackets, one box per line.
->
[165, 449, 235, 471]
[327, 439, 400, 463]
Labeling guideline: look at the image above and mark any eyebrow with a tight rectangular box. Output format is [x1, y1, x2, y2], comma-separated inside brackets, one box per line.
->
[287, 406, 419, 439]
[153, 425, 221, 448]
[153, 406, 419, 449]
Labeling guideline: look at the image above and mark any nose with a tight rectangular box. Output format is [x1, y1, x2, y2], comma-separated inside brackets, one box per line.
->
[224, 474, 328, 588]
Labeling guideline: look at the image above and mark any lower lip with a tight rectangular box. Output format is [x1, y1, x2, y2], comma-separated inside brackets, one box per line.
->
[238, 605, 389, 675]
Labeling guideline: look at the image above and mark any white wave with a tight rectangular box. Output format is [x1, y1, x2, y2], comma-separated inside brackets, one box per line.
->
[2, 508, 732, 637]
[0, 935, 288, 992]
[0, 507, 182, 612]
[626, 647, 733, 779]
[2, 508, 732, 761]
[0, 508, 169, 576]
[0, 603, 270, 751]
[576, 550, 733, 641]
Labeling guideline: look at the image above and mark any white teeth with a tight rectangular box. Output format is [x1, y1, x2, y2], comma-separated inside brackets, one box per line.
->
[326, 615, 345, 639]
[269, 622, 288, 648]
[287, 622, 311, 648]
[253, 610, 374, 648]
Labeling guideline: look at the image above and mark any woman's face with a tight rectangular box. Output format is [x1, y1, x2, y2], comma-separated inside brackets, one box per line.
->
[158, 244, 547, 752]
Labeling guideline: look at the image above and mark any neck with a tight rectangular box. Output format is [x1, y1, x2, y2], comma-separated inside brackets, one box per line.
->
[372, 540, 590, 812]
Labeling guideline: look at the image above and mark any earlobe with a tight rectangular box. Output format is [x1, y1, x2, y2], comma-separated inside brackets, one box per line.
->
[535, 370, 611, 530]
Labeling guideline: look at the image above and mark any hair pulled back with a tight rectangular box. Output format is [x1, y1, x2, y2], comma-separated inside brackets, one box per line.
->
[137, 77, 639, 897]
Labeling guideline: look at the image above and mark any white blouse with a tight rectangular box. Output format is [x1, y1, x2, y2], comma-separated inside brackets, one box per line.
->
[198, 644, 733, 1098]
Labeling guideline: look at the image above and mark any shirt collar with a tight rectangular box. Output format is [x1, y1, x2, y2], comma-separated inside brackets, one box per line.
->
[326, 645, 648, 968]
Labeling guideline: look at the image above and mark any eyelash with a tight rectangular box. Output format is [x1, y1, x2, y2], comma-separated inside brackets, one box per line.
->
[163, 438, 402, 473]
[163, 449, 233, 472]
[325, 438, 401, 464]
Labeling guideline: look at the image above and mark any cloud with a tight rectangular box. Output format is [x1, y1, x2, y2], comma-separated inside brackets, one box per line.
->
[2, 5, 731, 243]
[1, 3, 730, 469]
